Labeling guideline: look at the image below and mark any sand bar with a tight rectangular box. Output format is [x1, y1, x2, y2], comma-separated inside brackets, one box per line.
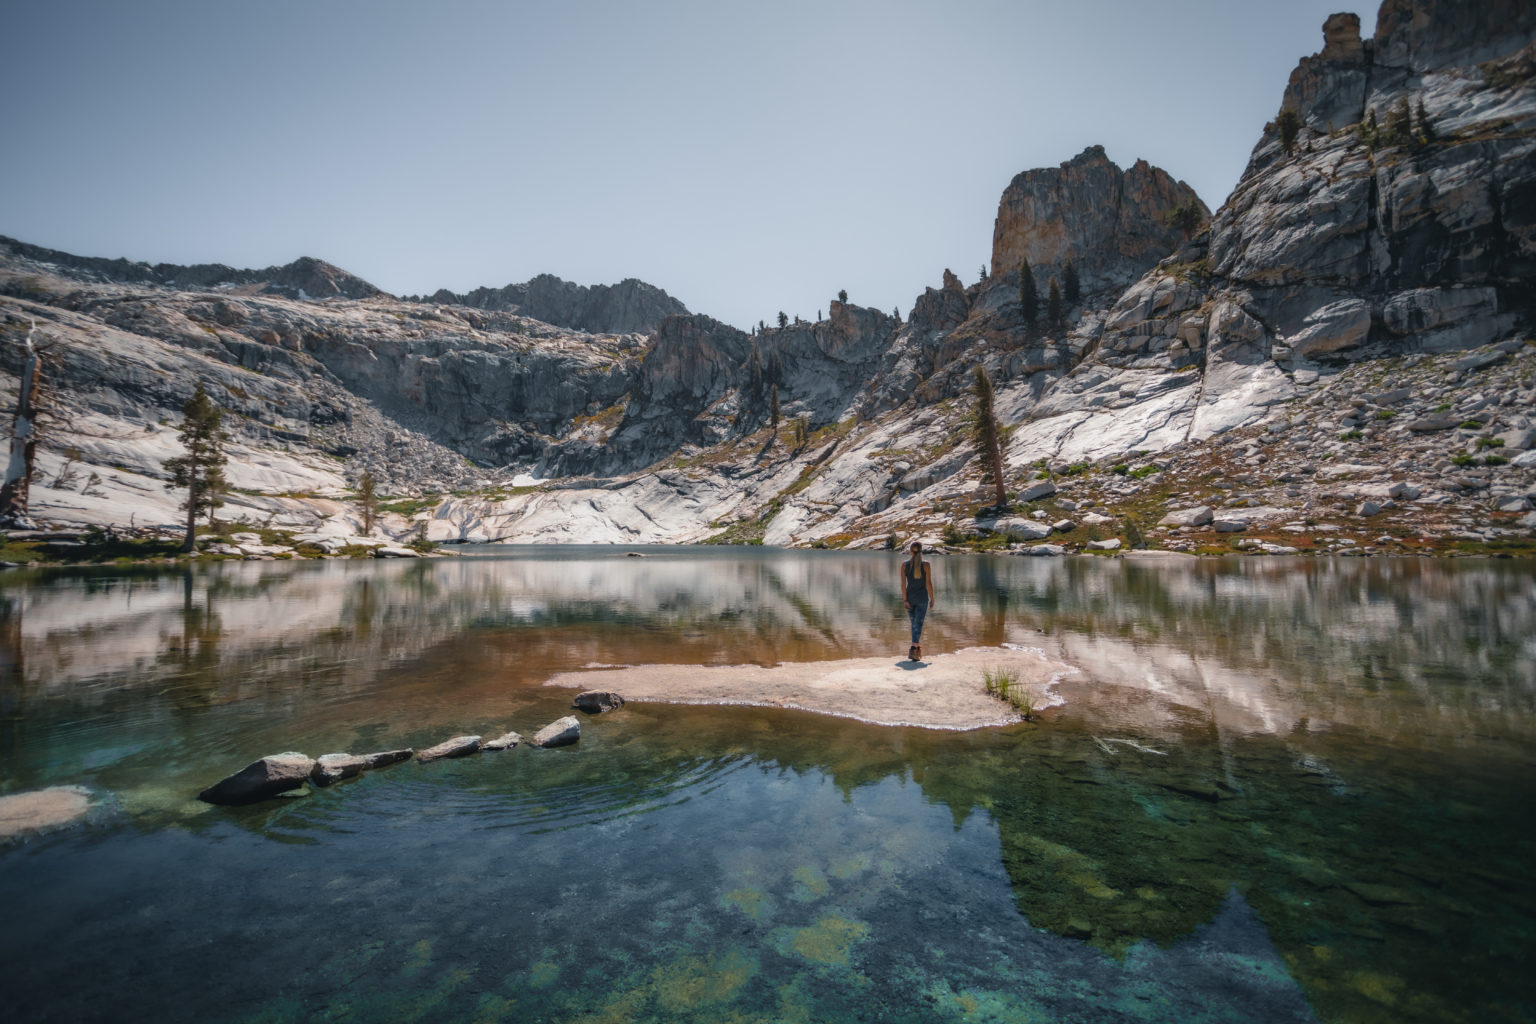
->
[545, 645, 1078, 730]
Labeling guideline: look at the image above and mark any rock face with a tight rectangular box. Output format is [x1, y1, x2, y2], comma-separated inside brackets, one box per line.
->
[198, 752, 316, 805]
[422, 273, 688, 335]
[989, 146, 1208, 301]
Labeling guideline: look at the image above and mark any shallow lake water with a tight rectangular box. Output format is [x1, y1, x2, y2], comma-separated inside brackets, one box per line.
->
[1, 548, 1533, 1023]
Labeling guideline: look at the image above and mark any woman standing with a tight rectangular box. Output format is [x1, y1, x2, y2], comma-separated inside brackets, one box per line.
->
[901, 540, 936, 662]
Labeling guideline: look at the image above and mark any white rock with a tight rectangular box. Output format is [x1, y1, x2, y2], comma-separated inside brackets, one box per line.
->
[1016, 479, 1057, 503]
[532, 716, 581, 748]
[1086, 538, 1122, 551]
[374, 545, 422, 558]
[1158, 506, 1213, 528]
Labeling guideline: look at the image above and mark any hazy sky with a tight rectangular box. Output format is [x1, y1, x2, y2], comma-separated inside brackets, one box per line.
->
[1, 0, 1354, 329]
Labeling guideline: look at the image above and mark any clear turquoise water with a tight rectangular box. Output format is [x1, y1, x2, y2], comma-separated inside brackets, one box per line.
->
[1, 549, 1533, 1023]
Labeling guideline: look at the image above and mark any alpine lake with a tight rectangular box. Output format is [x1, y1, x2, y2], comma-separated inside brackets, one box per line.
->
[1, 547, 1532, 1024]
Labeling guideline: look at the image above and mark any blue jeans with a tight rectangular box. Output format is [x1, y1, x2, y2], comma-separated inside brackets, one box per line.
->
[907, 601, 928, 644]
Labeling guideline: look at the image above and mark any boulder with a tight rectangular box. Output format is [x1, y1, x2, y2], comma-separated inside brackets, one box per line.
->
[374, 546, 423, 558]
[532, 716, 581, 748]
[1357, 501, 1383, 517]
[1212, 516, 1249, 533]
[1080, 511, 1115, 526]
[1512, 450, 1536, 468]
[1286, 299, 1372, 359]
[980, 517, 1052, 541]
[483, 730, 523, 751]
[1158, 506, 1213, 528]
[199, 752, 316, 805]
[417, 735, 483, 762]
[572, 691, 625, 714]
[310, 749, 414, 786]
[1051, 519, 1075, 532]
[1016, 479, 1057, 503]
[1021, 544, 1066, 556]
[1086, 538, 1122, 551]
[0, 786, 94, 839]
[1406, 413, 1460, 432]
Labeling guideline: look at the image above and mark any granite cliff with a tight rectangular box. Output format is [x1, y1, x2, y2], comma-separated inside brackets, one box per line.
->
[2, 0, 1532, 556]
[415, 273, 688, 335]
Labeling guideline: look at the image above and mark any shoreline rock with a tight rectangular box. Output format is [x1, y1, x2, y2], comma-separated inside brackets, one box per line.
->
[198, 752, 315, 805]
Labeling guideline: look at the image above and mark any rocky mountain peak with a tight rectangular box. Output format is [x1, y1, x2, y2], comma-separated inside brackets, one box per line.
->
[988, 145, 1206, 302]
[419, 272, 688, 335]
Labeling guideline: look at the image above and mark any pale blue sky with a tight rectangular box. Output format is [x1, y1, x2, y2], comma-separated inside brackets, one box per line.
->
[1, 0, 1354, 329]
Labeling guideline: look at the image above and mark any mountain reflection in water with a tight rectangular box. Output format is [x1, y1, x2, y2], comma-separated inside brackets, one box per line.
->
[1, 549, 1532, 1024]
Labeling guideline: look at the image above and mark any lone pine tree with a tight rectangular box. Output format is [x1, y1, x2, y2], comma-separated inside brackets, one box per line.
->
[972, 365, 1007, 510]
[162, 382, 229, 553]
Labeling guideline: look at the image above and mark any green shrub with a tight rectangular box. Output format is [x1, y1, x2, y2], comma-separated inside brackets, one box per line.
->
[1483, 454, 1509, 466]
[1111, 464, 1129, 476]
[1375, 409, 1396, 420]
[1340, 430, 1364, 440]
[1476, 437, 1505, 449]
[1451, 454, 1475, 467]
[1129, 465, 1158, 479]
[1434, 402, 1453, 412]
[1460, 419, 1484, 430]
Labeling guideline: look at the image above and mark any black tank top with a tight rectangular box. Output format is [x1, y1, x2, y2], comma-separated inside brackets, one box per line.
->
[904, 560, 929, 603]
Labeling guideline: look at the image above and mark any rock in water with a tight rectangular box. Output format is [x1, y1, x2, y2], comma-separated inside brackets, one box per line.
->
[483, 730, 523, 751]
[417, 735, 483, 762]
[0, 786, 94, 839]
[199, 752, 316, 805]
[310, 749, 414, 786]
[572, 690, 625, 714]
[532, 717, 581, 748]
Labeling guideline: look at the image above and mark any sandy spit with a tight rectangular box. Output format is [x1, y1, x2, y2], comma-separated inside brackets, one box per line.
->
[544, 645, 1078, 731]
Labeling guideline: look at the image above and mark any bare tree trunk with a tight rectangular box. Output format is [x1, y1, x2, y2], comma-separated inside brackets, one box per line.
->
[181, 449, 201, 553]
[1, 323, 41, 519]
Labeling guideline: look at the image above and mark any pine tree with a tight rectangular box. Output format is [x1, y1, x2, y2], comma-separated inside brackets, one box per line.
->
[892, 306, 900, 321]
[1164, 199, 1204, 239]
[1363, 107, 1379, 149]
[777, 311, 788, 329]
[747, 344, 764, 394]
[162, 382, 229, 553]
[1063, 260, 1080, 305]
[1385, 98, 1412, 145]
[1276, 107, 1302, 153]
[358, 469, 379, 536]
[1018, 259, 1038, 327]
[1414, 97, 1435, 145]
[0, 322, 44, 519]
[972, 366, 1007, 510]
[838, 289, 848, 304]
[978, 264, 988, 284]
[1046, 276, 1063, 328]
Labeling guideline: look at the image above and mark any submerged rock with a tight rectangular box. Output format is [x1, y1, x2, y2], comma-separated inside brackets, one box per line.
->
[483, 730, 523, 751]
[199, 752, 315, 805]
[0, 785, 94, 839]
[418, 735, 483, 762]
[573, 690, 625, 714]
[532, 716, 581, 748]
[310, 748, 414, 786]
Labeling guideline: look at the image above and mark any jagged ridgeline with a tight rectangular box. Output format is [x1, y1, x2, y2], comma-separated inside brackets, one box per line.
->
[1, 0, 1533, 550]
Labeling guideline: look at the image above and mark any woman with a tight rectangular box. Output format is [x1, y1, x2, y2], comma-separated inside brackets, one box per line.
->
[900, 540, 936, 662]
